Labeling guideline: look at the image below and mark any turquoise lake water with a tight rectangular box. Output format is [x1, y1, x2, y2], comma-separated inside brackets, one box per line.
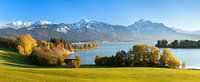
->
[71, 42, 200, 68]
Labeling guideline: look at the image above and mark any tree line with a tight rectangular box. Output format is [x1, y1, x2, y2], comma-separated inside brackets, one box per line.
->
[156, 39, 200, 48]
[0, 36, 18, 50]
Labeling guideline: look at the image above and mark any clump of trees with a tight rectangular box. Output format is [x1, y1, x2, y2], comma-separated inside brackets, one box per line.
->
[155, 39, 168, 48]
[50, 38, 73, 46]
[29, 40, 73, 66]
[30, 46, 65, 66]
[95, 50, 127, 67]
[50, 38, 98, 51]
[37, 40, 55, 49]
[15, 34, 82, 67]
[70, 43, 98, 51]
[95, 44, 181, 69]
[17, 34, 37, 55]
[156, 39, 200, 48]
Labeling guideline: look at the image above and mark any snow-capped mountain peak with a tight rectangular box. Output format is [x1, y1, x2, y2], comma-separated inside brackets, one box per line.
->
[34, 21, 53, 25]
[56, 26, 70, 33]
[6, 20, 54, 29]
[7, 21, 33, 29]
[8, 21, 32, 27]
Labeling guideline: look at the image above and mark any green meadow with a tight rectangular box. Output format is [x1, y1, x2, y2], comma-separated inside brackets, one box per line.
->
[1, 49, 200, 82]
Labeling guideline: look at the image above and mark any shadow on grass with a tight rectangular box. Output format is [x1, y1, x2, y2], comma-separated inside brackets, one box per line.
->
[0, 50, 40, 68]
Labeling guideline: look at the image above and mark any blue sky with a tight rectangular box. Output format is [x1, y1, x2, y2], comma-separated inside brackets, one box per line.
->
[0, 0, 200, 31]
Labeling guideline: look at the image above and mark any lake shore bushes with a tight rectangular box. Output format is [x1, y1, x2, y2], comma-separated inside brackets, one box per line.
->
[95, 44, 180, 69]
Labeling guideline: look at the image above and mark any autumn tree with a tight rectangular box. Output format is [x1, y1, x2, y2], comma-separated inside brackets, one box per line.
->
[114, 50, 127, 66]
[160, 48, 180, 69]
[160, 48, 173, 67]
[150, 46, 160, 66]
[130, 44, 149, 66]
[168, 57, 180, 69]
[17, 34, 37, 55]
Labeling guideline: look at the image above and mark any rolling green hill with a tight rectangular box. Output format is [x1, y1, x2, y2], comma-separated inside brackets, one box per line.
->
[1, 49, 200, 82]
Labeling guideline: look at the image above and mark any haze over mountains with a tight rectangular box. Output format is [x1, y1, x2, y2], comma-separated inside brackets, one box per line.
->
[0, 19, 199, 41]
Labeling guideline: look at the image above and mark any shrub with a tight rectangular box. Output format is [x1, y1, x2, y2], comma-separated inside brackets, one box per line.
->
[74, 55, 82, 68]
[181, 61, 186, 69]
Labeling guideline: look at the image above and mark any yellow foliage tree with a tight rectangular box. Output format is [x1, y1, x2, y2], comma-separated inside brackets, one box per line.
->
[151, 47, 160, 64]
[169, 57, 180, 69]
[160, 48, 180, 69]
[160, 48, 173, 66]
[17, 34, 37, 55]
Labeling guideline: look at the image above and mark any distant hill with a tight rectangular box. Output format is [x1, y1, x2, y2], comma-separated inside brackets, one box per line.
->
[0, 19, 199, 41]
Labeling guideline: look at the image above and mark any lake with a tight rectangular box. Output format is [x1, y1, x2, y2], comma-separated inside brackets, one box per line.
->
[71, 42, 200, 69]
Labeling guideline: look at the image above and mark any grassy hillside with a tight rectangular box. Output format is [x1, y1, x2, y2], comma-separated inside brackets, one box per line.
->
[1, 49, 200, 82]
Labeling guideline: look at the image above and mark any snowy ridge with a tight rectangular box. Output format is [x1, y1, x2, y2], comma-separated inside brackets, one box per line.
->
[7, 21, 32, 29]
[56, 26, 70, 33]
[7, 20, 54, 29]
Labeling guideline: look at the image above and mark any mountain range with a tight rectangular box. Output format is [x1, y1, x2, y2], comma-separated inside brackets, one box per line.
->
[0, 19, 199, 41]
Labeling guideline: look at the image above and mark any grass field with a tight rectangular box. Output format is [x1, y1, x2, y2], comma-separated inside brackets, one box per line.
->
[1, 49, 200, 82]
